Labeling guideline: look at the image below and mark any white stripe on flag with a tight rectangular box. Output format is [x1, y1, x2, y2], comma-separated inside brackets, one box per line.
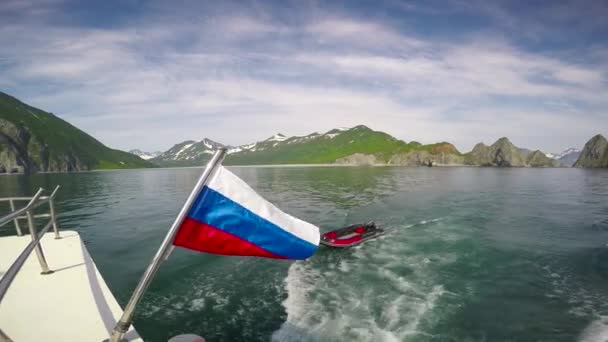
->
[207, 166, 320, 246]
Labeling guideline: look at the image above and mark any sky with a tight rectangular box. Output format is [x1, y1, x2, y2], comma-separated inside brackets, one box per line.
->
[1, 0, 607, 153]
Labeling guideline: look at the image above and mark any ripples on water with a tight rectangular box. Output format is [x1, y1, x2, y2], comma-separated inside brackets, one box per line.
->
[1, 167, 608, 341]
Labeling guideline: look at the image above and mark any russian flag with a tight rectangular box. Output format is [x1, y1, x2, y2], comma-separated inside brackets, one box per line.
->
[172, 166, 320, 259]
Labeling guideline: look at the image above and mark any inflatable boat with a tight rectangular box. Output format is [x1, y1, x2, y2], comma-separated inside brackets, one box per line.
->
[320, 222, 383, 248]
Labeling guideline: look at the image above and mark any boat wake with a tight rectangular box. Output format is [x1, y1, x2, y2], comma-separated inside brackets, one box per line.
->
[541, 255, 608, 342]
[579, 316, 608, 342]
[382, 217, 444, 233]
[273, 217, 450, 342]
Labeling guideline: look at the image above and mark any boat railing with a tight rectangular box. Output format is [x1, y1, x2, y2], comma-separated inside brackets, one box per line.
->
[0, 186, 61, 310]
[0, 186, 61, 239]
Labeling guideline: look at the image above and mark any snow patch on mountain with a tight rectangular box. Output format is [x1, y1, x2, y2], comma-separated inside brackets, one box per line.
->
[128, 149, 162, 160]
[267, 133, 287, 142]
[149, 126, 370, 164]
[545, 148, 580, 159]
[175, 143, 195, 158]
[201, 138, 223, 150]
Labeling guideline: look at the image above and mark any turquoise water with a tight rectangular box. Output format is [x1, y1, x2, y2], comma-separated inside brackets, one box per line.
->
[1, 167, 608, 341]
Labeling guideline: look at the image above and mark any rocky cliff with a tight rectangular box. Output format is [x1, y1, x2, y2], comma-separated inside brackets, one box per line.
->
[388, 143, 464, 166]
[526, 150, 556, 167]
[0, 91, 153, 174]
[465, 137, 528, 166]
[574, 134, 608, 168]
[334, 153, 379, 165]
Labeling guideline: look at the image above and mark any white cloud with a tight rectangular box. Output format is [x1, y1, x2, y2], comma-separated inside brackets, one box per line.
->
[1, 4, 606, 154]
[305, 18, 423, 49]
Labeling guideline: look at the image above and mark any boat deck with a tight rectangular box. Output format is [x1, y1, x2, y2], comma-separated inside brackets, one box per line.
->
[0, 230, 141, 341]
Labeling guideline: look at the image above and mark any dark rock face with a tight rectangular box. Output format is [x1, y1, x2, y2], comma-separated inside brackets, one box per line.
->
[526, 150, 556, 167]
[0, 118, 89, 174]
[466, 143, 493, 166]
[574, 134, 608, 168]
[465, 137, 527, 167]
[1, 91, 153, 174]
[388, 143, 464, 166]
[493, 137, 527, 166]
[334, 153, 378, 165]
[0, 119, 37, 173]
[388, 150, 465, 166]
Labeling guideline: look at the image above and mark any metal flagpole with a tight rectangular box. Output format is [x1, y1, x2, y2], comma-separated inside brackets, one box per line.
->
[108, 148, 227, 342]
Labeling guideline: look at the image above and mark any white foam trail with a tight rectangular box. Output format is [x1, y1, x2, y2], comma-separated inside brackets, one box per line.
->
[275, 257, 446, 341]
[189, 298, 205, 311]
[273, 215, 455, 341]
[384, 217, 445, 232]
[272, 262, 324, 341]
[382, 295, 405, 330]
[281, 262, 319, 322]
[379, 268, 426, 296]
[578, 316, 608, 342]
[401, 285, 445, 337]
[339, 260, 351, 273]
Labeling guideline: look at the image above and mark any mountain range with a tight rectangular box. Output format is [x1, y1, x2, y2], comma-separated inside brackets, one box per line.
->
[148, 125, 466, 167]
[146, 126, 580, 168]
[1, 91, 606, 173]
[545, 148, 581, 167]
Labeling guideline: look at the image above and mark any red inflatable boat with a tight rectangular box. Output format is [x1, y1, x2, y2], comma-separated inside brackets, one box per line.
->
[320, 222, 383, 248]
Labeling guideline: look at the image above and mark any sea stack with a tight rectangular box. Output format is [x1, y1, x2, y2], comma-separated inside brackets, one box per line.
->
[465, 137, 527, 167]
[574, 134, 608, 168]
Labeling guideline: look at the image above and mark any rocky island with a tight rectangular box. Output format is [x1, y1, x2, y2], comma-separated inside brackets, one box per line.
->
[574, 134, 608, 168]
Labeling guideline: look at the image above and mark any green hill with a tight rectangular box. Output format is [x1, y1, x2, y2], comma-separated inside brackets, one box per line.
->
[0, 91, 153, 173]
[225, 126, 419, 165]
[151, 125, 463, 166]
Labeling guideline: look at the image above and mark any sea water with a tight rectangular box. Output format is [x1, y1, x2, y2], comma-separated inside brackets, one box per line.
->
[1, 167, 607, 341]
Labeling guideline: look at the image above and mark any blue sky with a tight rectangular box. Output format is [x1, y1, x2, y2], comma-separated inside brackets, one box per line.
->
[1, 0, 607, 153]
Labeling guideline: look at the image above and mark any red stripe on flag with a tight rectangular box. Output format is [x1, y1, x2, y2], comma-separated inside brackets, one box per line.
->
[173, 217, 286, 259]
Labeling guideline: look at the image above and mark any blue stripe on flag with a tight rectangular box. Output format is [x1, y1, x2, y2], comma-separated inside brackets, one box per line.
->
[187, 186, 318, 259]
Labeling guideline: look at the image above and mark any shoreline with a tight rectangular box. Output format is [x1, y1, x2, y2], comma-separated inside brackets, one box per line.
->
[0, 163, 583, 176]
